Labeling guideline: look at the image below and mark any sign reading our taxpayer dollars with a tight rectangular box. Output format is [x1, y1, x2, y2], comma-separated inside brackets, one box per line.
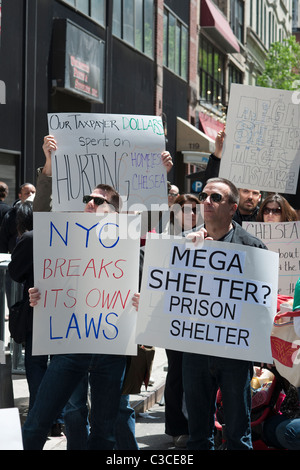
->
[48, 113, 167, 212]
[219, 84, 300, 194]
[32, 212, 141, 356]
[135, 236, 279, 363]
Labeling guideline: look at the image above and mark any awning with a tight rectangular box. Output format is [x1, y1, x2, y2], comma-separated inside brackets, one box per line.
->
[176, 116, 215, 154]
[199, 112, 224, 140]
[200, 0, 240, 53]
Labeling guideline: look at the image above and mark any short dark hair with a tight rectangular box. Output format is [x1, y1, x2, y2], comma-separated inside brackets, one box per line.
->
[94, 184, 122, 212]
[205, 177, 239, 205]
[16, 201, 33, 236]
[0, 182, 8, 199]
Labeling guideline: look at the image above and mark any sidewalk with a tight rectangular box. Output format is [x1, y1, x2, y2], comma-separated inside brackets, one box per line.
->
[12, 347, 168, 450]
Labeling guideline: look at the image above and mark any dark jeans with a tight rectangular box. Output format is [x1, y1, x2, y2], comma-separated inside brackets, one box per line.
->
[165, 349, 189, 437]
[182, 352, 252, 450]
[22, 353, 126, 450]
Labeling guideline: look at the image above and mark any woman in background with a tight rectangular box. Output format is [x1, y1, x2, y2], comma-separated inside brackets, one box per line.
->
[256, 193, 297, 223]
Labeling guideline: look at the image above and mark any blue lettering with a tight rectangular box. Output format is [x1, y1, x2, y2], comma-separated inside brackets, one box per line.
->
[103, 312, 119, 340]
[85, 313, 102, 338]
[50, 221, 69, 246]
[49, 316, 63, 340]
[98, 223, 119, 248]
[66, 312, 81, 339]
[75, 222, 99, 248]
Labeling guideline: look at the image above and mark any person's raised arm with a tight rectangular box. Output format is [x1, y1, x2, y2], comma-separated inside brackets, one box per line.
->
[41, 135, 57, 176]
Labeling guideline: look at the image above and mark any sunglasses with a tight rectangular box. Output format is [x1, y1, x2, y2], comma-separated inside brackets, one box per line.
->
[198, 192, 223, 203]
[168, 192, 179, 198]
[263, 207, 281, 215]
[83, 195, 108, 206]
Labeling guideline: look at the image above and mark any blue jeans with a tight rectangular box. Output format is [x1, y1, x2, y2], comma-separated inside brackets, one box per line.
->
[24, 332, 49, 411]
[22, 353, 126, 450]
[115, 394, 139, 450]
[263, 414, 300, 450]
[63, 374, 90, 450]
[182, 353, 252, 450]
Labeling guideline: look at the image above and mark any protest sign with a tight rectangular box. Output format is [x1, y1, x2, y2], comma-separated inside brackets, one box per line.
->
[219, 84, 300, 194]
[32, 212, 141, 355]
[48, 113, 167, 212]
[243, 221, 300, 296]
[0, 408, 23, 450]
[135, 236, 279, 363]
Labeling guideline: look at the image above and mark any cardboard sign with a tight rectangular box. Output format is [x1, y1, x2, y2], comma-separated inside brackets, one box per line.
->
[48, 113, 167, 212]
[33, 212, 141, 355]
[243, 221, 300, 296]
[135, 236, 279, 363]
[220, 84, 300, 194]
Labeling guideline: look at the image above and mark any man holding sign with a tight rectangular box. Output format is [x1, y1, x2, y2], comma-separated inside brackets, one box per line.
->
[22, 136, 136, 450]
[182, 177, 267, 450]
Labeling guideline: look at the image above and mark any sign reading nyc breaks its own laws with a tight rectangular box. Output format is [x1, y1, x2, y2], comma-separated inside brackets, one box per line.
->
[48, 113, 167, 212]
[32, 212, 140, 356]
[135, 236, 279, 363]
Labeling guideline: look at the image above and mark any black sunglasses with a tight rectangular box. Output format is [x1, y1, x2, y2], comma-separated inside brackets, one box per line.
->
[83, 195, 108, 206]
[198, 192, 223, 203]
[263, 207, 281, 215]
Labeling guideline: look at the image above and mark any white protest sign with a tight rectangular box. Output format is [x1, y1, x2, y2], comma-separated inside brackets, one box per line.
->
[243, 221, 300, 296]
[135, 236, 279, 363]
[48, 113, 167, 212]
[220, 84, 300, 194]
[0, 408, 23, 450]
[33, 212, 141, 355]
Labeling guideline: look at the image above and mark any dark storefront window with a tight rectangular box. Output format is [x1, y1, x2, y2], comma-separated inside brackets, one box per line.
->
[163, 8, 188, 81]
[228, 62, 243, 90]
[112, 0, 154, 58]
[199, 35, 225, 107]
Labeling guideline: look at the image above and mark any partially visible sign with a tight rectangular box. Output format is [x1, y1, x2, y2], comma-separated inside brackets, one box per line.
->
[243, 221, 300, 296]
[220, 84, 300, 194]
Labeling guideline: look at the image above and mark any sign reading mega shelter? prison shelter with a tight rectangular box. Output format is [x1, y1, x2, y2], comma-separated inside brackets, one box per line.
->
[47, 113, 167, 212]
[135, 236, 279, 363]
[32, 212, 141, 356]
[219, 84, 300, 194]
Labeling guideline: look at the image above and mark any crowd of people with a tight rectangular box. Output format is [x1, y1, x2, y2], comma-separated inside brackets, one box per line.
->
[1, 129, 300, 451]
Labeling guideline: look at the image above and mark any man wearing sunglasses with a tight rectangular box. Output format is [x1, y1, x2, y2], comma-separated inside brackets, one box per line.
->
[21, 137, 128, 451]
[182, 177, 267, 450]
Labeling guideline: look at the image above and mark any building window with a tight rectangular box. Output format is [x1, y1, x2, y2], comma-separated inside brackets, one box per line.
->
[228, 63, 243, 90]
[163, 8, 188, 80]
[230, 0, 244, 43]
[199, 35, 225, 108]
[61, 0, 106, 26]
[112, 0, 154, 58]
